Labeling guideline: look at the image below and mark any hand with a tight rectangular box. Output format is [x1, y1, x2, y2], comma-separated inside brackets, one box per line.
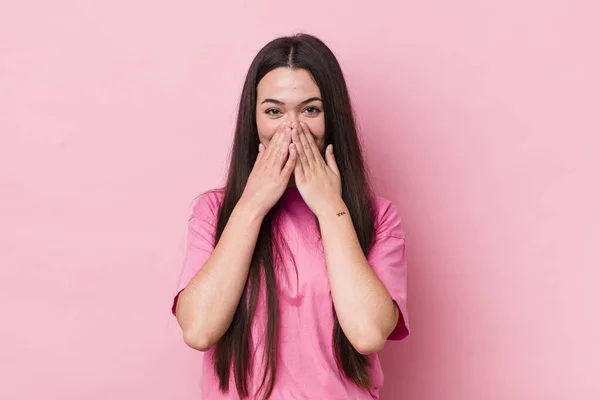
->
[291, 122, 343, 217]
[240, 122, 297, 218]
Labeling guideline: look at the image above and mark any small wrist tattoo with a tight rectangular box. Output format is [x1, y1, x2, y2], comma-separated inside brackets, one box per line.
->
[336, 211, 347, 217]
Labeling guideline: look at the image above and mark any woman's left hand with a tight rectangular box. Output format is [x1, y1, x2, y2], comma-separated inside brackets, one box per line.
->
[291, 122, 343, 217]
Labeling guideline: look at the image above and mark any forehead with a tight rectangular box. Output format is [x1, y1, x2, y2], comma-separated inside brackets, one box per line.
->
[257, 67, 321, 102]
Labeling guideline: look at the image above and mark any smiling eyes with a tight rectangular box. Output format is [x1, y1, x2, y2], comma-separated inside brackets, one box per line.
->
[265, 106, 322, 117]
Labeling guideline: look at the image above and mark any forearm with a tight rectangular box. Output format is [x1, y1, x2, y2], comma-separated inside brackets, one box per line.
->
[176, 199, 264, 350]
[317, 199, 398, 354]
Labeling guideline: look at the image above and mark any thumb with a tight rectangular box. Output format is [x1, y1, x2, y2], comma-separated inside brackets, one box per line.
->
[257, 143, 265, 159]
[325, 144, 340, 176]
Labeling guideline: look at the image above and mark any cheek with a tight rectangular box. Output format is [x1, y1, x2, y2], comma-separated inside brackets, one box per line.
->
[256, 115, 280, 145]
[304, 119, 326, 147]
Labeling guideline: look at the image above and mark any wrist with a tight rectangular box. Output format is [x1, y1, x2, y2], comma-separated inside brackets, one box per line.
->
[315, 196, 348, 220]
[234, 197, 267, 223]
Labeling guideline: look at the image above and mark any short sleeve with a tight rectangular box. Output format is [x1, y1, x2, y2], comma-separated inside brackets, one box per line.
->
[171, 191, 221, 316]
[367, 199, 410, 341]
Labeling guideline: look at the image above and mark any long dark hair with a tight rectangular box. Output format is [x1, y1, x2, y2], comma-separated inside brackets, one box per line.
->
[213, 33, 376, 399]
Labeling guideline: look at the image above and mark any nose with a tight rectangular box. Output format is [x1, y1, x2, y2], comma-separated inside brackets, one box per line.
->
[287, 113, 301, 124]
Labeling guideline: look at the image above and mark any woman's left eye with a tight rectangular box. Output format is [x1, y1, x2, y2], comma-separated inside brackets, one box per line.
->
[303, 106, 321, 115]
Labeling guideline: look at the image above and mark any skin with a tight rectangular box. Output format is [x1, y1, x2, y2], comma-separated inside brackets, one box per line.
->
[290, 121, 399, 354]
[256, 67, 325, 187]
[176, 125, 295, 350]
[176, 67, 399, 355]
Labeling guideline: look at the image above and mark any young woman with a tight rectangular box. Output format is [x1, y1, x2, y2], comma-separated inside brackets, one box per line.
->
[172, 33, 409, 399]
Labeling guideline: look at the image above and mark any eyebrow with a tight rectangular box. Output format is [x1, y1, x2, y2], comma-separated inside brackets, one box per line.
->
[260, 97, 323, 106]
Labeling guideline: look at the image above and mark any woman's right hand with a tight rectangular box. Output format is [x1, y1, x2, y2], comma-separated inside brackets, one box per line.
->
[239, 121, 297, 217]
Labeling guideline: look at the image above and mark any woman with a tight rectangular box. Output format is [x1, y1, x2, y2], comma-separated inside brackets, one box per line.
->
[172, 33, 409, 399]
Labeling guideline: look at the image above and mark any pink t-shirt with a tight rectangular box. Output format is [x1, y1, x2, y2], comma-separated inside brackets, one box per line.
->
[172, 186, 409, 399]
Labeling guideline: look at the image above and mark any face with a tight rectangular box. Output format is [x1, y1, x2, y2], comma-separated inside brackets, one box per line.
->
[256, 67, 326, 151]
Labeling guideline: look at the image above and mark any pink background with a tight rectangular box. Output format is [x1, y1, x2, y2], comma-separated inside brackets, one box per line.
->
[1, 0, 599, 399]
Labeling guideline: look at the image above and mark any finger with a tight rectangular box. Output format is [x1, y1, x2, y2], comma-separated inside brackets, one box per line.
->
[263, 129, 281, 161]
[296, 123, 315, 167]
[299, 122, 322, 163]
[325, 144, 340, 176]
[282, 142, 298, 179]
[291, 124, 309, 170]
[256, 142, 265, 162]
[291, 143, 305, 182]
[274, 125, 292, 168]
[264, 123, 288, 163]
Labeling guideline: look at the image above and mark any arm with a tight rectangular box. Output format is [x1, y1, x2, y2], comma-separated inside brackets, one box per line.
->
[317, 200, 399, 355]
[175, 122, 296, 351]
[289, 121, 402, 355]
[175, 200, 264, 351]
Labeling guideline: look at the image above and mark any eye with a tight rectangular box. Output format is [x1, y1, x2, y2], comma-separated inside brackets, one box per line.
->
[303, 106, 321, 116]
[265, 108, 282, 116]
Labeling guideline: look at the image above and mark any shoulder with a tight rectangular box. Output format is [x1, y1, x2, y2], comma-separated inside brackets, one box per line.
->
[371, 194, 405, 239]
[191, 187, 226, 219]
